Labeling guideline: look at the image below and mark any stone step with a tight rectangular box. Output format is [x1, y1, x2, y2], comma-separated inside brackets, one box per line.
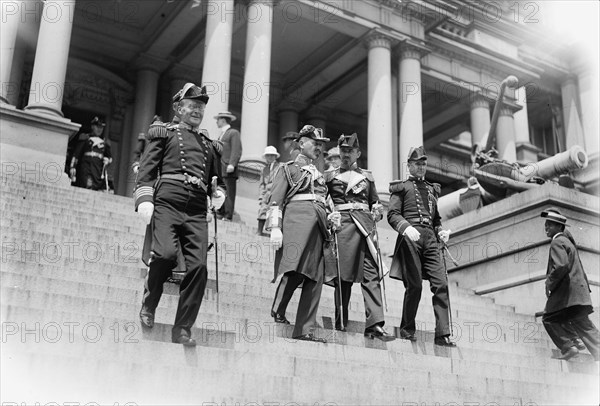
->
[6, 348, 557, 406]
[0, 269, 538, 334]
[0, 285, 561, 357]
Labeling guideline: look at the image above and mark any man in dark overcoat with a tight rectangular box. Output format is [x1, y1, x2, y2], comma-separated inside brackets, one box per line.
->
[266, 124, 331, 343]
[387, 146, 455, 347]
[134, 83, 226, 346]
[541, 208, 599, 361]
[325, 133, 394, 341]
[215, 111, 242, 221]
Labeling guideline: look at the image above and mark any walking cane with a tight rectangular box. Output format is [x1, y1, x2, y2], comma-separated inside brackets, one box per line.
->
[332, 225, 345, 331]
[372, 223, 388, 312]
[101, 162, 109, 192]
[211, 176, 220, 313]
[440, 241, 458, 336]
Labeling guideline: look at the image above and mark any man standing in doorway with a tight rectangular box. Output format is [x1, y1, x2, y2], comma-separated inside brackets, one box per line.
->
[69, 116, 112, 191]
[215, 111, 242, 221]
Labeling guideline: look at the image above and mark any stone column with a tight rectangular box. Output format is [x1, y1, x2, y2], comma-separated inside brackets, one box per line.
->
[125, 62, 160, 192]
[398, 44, 423, 180]
[513, 86, 538, 162]
[578, 69, 599, 154]
[0, 0, 21, 103]
[240, 0, 274, 160]
[560, 76, 585, 151]
[367, 34, 394, 191]
[470, 94, 490, 147]
[24, 0, 76, 116]
[201, 0, 234, 139]
[496, 107, 517, 162]
[278, 103, 300, 161]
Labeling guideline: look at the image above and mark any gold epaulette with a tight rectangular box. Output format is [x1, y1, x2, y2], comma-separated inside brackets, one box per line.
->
[147, 122, 168, 140]
[389, 179, 408, 194]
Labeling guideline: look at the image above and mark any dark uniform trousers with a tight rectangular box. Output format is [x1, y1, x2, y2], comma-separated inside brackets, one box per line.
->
[272, 272, 324, 337]
[334, 248, 384, 330]
[543, 305, 600, 360]
[220, 176, 237, 220]
[142, 182, 209, 340]
[401, 225, 451, 337]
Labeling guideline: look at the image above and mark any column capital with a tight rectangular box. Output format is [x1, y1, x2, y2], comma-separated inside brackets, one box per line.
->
[499, 106, 514, 118]
[364, 32, 393, 50]
[134, 53, 170, 73]
[470, 93, 491, 109]
[398, 42, 430, 60]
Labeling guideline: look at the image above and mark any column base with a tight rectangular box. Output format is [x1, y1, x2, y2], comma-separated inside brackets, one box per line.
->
[515, 142, 540, 164]
[24, 103, 65, 117]
[0, 104, 80, 186]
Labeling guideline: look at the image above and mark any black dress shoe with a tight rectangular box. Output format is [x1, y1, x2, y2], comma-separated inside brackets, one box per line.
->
[399, 330, 417, 342]
[139, 306, 155, 329]
[293, 333, 327, 343]
[559, 346, 579, 360]
[172, 335, 197, 346]
[573, 338, 586, 351]
[271, 312, 290, 324]
[434, 336, 457, 347]
[364, 325, 395, 342]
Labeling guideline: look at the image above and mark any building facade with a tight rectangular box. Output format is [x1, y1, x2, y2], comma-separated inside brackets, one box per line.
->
[1, 0, 598, 198]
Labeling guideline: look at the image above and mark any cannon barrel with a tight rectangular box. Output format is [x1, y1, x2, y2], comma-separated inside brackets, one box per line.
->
[520, 145, 588, 181]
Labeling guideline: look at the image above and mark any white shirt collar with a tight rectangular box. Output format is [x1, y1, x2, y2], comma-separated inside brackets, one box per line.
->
[220, 124, 231, 133]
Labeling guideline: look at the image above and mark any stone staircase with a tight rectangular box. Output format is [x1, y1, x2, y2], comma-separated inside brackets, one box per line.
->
[1, 173, 599, 405]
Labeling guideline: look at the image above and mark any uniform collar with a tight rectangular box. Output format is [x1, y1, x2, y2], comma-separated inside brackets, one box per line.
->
[295, 154, 312, 166]
[340, 163, 358, 173]
[409, 176, 425, 182]
[177, 122, 199, 133]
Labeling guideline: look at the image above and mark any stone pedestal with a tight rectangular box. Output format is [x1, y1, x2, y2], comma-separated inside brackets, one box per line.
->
[0, 104, 80, 186]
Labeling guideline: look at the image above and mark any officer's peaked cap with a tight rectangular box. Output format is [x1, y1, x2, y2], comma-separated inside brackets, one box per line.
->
[90, 116, 106, 127]
[408, 146, 427, 161]
[338, 133, 359, 149]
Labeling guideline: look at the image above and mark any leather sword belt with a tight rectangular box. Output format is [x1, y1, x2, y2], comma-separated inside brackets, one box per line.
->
[161, 173, 207, 192]
[289, 194, 326, 205]
[406, 217, 432, 226]
[83, 152, 104, 159]
[335, 202, 369, 211]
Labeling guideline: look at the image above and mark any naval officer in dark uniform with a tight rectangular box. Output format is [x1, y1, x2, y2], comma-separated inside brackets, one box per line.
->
[387, 146, 455, 347]
[69, 116, 112, 190]
[325, 133, 394, 341]
[267, 124, 331, 343]
[135, 83, 226, 346]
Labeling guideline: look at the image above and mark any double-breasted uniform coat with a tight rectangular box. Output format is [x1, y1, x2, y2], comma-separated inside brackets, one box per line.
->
[325, 164, 385, 330]
[387, 178, 452, 338]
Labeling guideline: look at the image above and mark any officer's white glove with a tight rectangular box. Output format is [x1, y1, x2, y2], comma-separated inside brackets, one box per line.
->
[371, 203, 384, 222]
[132, 163, 140, 174]
[226, 164, 235, 174]
[211, 189, 226, 210]
[270, 227, 283, 250]
[403, 225, 420, 242]
[327, 211, 342, 231]
[438, 229, 451, 244]
[138, 202, 154, 224]
[206, 211, 214, 223]
[69, 167, 76, 180]
[103, 157, 112, 166]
